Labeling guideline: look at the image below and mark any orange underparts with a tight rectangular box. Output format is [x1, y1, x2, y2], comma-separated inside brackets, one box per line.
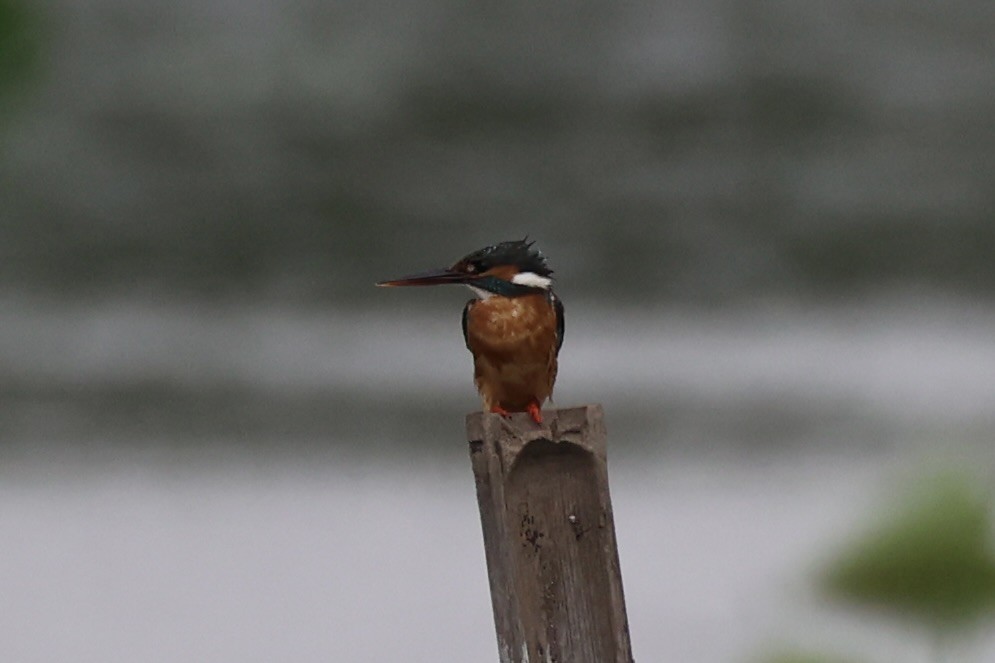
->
[489, 400, 543, 425]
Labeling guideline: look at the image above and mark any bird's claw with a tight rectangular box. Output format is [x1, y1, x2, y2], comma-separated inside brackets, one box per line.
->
[490, 402, 543, 425]
[526, 400, 543, 425]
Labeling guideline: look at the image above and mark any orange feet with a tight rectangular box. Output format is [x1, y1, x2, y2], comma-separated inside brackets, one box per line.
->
[526, 400, 543, 425]
[489, 405, 512, 417]
[489, 402, 543, 425]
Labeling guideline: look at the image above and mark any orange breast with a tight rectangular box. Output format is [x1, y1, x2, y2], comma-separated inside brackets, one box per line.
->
[464, 293, 559, 411]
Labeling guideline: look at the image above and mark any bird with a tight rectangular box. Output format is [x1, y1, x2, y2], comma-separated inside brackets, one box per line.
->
[377, 238, 564, 425]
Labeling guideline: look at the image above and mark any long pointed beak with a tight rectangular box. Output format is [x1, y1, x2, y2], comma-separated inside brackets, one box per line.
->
[376, 268, 472, 287]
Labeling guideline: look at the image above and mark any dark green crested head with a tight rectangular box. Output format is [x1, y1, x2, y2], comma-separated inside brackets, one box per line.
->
[452, 238, 553, 279]
[377, 237, 554, 297]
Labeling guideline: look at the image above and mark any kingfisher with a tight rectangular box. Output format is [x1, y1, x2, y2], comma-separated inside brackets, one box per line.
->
[377, 239, 564, 425]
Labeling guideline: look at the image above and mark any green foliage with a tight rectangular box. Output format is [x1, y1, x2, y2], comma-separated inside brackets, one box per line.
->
[0, 0, 41, 101]
[823, 472, 995, 631]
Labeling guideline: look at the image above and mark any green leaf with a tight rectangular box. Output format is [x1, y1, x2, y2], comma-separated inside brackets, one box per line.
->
[823, 471, 995, 631]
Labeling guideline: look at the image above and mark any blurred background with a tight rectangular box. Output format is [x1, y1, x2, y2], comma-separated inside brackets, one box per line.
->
[1, 1, 994, 661]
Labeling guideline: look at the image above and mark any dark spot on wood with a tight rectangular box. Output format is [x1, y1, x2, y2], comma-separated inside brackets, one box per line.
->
[521, 512, 544, 552]
[568, 514, 585, 540]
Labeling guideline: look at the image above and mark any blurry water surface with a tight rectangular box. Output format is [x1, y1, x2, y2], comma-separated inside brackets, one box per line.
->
[1, 0, 993, 300]
[2, 0, 995, 661]
[2, 296, 995, 662]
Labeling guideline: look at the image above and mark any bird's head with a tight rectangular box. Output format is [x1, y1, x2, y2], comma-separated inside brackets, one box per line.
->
[377, 239, 554, 298]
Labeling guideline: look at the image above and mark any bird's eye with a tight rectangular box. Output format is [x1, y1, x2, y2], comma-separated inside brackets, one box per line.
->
[465, 263, 477, 273]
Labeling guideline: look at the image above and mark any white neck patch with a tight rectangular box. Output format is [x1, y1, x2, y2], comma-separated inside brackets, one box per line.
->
[511, 271, 553, 289]
[467, 285, 493, 299]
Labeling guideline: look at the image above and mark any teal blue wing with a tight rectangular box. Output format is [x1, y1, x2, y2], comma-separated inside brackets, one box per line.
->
[461, 299, 473, 351]
[551, 292, 564, 354]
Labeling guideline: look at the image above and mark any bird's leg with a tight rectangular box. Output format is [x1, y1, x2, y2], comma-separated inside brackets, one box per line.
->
[488, 403, 542, 429]
[526, 399, 543, 425]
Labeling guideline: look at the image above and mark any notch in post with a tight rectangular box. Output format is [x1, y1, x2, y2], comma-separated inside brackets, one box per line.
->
[467, 404, 633, 663]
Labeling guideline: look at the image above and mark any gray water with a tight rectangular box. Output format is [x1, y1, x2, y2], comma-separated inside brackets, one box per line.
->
[1, 0, 994, 300]
[0, 448, 918, 663]
[3, 1, 995, 660]
[2, 297, 995, 662]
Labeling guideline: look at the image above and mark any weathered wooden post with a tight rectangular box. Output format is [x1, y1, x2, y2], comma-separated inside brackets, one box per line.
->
[467, 404, 633, 663]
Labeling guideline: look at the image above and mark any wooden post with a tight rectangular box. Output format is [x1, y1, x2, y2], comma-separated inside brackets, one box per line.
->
[467, 404, 633, 663]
